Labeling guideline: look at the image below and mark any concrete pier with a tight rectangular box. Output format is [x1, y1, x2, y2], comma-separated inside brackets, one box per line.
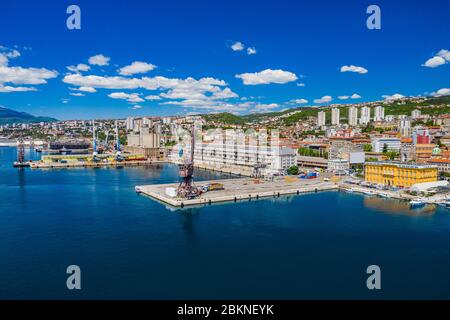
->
[136, 177, 339, 208]
[29, 159, 168, 169]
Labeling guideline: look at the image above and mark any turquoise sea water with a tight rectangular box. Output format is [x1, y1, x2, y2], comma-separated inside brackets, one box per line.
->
[1, 147, 450, 299]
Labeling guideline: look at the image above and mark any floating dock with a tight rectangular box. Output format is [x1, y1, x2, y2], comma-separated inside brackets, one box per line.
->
[136, 177, 339, 208]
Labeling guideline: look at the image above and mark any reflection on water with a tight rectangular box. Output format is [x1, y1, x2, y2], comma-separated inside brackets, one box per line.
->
[364, 196, 436, 216]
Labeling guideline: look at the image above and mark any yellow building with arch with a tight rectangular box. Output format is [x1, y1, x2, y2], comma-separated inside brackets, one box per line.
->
[364, 162, 438, 188]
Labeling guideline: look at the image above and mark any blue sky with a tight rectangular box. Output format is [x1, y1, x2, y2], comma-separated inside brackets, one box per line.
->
[0, 0, 449, 120]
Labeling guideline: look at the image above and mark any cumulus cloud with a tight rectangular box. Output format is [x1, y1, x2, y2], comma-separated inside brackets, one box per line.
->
[145, 95, 161, 100]
[431, 88, 450, 97]
[62, 73, 237, 109]
[340, 65, 368, 74]
[131, 105, 143, 110]
[253, 103, 279, 112]
[73, 86, 97, 93]
[108, 92, 144, 103]
[0, 45, 57, 93]
[422, 49, 450, 68]
[438, 49, 450, 61]
[118, 61, 156, 76]
[88, 54, 110, 66]
[69, 92, 85, 97]
[0, 85, 37, 92]
[0, 66, 58, 85]
[296, 83, 305, 87]
[67, 63, 90, 73]
[338, 96, 349, 100]
[235, 69, 298, 85]
[423, 56, 446, 68]
[382, 93, 405, 101]
[292, 98, 308, 104]
[314, 95, 333, 104]
[231, 42, 244, 51]
[351, 93, 362, 99]
[247, 47, 257, 55]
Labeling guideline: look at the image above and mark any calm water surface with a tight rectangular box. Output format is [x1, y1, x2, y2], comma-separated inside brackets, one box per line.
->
[1, 147, 450, 299]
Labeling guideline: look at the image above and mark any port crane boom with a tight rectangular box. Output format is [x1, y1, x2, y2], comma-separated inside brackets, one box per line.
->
[177, 124, 199, 199]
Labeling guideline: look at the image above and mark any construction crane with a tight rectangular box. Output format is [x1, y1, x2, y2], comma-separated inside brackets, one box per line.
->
[92, 120, 100, 162]
[177, 125, 200, 199]
[13, 137, 28, 168]
[115, 121, 124, 161]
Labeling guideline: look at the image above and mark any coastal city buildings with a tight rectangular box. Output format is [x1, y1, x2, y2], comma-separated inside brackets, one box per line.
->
[317, 111, 326, 126]
[359, 106, 371, 125]
[364, 162, 438, 187]
[331, 108, 340, 126]
[374, 106, 385, 122]
[371, 137, 401, 153]
[348, 107, 358, 126]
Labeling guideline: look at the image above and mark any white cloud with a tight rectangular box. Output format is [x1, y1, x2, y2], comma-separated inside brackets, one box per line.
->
[0, 45, 57, 92]
[0, 66, 58, 85]
[247, 47, 257, 55]
[145, 95, 161, 100]
[131, 105, 143, 110]
[340, 65, 368, 74]
[118, 61, 156, 76]
[0, 54, 8, 66]
[0, 85, 37, 93]
[292, 98, 308, 104]
[231, 42, 244, 51]
[423, 56, 446, 68]
[75, 86, 96, 93]
[351, 93, 361, 99]
[314, 95, 333, 104]
[67, 63, 90, 73]
[61, 98, 70, 104]
[431, 88, 450, 97]
[108, 92, 144, 103]
[382, 93, 405, 101]
[253, 103, 279, 112]
[69, 92, 85, 97]
[88, 54, 110, 66]
[338, 96, 349, 100]
[438, 49, 450, 62]
[296, 83, 305, 87]
[422, 49, 450, 68]
[235, 69, 298, 85]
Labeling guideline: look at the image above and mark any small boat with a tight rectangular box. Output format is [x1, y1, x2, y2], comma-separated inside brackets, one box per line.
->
[344, 188, 354, 193]
[410, 199, 426, 207]
[362, 190, 374, 196]
[379, 193, 390, 198]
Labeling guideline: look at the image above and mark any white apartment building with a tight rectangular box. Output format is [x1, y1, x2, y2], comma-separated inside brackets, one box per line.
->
[371, 137, 401, 153]
[373, 106, 385, 122]
[399, 118, 412, 137]
[126, 117, 135, 131]
[411, 109, 421, 119]
[348, 106, 358, 126]
[331, 108, 340, 126]
[359, 107, 371, 125]
[317, 111, 326, 126]
[190, 140, 297, 175]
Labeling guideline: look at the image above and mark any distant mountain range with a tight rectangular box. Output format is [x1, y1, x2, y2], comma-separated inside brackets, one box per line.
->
[0, 106, 57, 125]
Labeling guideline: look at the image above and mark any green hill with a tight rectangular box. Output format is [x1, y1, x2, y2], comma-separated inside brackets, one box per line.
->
[0, 106, 57, 125]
